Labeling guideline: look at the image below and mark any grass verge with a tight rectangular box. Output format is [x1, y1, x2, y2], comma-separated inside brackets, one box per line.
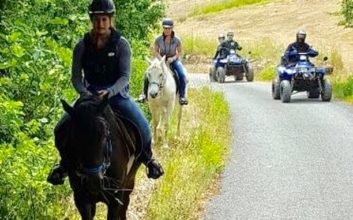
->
[191, 0, 268, 16]
[145, 87, 231, 219]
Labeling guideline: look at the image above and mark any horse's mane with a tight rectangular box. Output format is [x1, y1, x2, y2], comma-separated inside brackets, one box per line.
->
[72, 95, 118, 141]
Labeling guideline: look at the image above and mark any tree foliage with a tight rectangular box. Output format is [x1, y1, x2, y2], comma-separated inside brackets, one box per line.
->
[0, 0, 164, 218]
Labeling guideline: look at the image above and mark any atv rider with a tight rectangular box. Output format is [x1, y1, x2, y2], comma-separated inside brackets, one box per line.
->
[213, 33, 226, 59]
[281, 30, 318, 66]
[219, 31, 242, 58]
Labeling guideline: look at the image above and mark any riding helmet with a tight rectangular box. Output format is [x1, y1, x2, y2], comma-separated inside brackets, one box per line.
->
[162, 18, 174, 28]
[296, 30, 306, 40]
[88, 0, 116, 16]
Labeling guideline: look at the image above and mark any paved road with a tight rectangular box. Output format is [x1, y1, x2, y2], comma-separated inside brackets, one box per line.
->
[190, 75, 353, 220]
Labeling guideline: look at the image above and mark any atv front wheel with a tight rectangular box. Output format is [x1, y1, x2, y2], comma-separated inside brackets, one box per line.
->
[217, 67, 226, 83]
[272, 78, 280, 100]
[246, 66, 254, 82]
[321, 78, 332, 102]
[280, 80, 291, 103]
[209, 66, 216, 82]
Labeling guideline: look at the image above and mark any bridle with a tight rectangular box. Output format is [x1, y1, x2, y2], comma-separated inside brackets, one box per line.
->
[148, 65, 167, 91]
[81, 116, 112, 176]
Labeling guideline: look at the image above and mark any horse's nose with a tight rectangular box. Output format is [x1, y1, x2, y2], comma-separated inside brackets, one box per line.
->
[150, 92, 158, 98]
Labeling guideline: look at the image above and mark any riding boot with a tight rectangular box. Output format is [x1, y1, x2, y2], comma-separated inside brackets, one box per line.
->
[47, 162, 68, 185]
[177, 74, 188, 105]
[137, 77, 149, 103]
[140, 144, 164, 179]
[47, 113, 71, 185]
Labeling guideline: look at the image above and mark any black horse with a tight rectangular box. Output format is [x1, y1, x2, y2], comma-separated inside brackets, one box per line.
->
[60, 94, 142, 220]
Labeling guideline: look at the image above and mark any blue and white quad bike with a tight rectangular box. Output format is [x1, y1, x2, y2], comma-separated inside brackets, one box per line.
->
[272, 50, 333, 103]
[209, 49, 254, 83]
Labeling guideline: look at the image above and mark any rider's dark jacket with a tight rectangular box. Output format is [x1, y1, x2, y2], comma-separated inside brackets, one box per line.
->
[215, 40, 241, 59]
[72, 28, 131, 98]
[282, 41, 318, 65]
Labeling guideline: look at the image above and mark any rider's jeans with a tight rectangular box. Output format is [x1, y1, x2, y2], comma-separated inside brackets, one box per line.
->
[171, 59, 187, 98]
[109, 94, 152, 163]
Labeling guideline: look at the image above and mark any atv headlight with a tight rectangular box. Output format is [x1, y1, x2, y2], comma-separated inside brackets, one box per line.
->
[286, 69, 296, 75]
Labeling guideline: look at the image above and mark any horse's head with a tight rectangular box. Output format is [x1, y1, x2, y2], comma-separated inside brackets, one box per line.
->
[145, 56, 167, 99]
[61, 94, 112, 194]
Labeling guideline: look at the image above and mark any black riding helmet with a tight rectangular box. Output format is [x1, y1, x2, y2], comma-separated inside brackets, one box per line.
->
[88, 0, 116, 17]
[162, 18, 174, 28]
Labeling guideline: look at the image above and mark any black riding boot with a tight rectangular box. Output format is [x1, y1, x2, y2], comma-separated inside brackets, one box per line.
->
[47, 163, 68, 185]
[140, 147, 164, 179]
[47, 113, 71, 185]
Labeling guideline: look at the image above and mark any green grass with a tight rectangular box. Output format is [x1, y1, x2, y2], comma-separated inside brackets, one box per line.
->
[191, 0, 268, 16]
[256, 64, 276, 81]
[181, 35, 218, 58]
[145, 87, 231, 219]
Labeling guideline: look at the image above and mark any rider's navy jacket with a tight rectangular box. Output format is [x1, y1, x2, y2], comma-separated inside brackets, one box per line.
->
[285, 42, 310, 53]
[71, 28, 131, 98]
[284, 42, 318, 64]
[218, 40, 241, 58]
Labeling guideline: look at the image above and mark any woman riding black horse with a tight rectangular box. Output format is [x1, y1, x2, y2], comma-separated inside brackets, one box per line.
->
[47, 0, 164, 185]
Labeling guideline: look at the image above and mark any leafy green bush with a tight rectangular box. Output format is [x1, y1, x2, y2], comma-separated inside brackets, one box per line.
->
[0, 0, 164, 218]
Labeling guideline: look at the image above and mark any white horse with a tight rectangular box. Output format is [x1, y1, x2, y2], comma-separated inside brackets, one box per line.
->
[145, 56, 183, 148]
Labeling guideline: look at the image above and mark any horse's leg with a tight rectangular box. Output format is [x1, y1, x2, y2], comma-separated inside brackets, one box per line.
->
[150, 106, 160, 146]
[163, 101, 174, 148]
[119, 179, 135, 220]
[176, 104, 183, 137]
[107, 202, 122, 220]
[73, 192, 94, 220]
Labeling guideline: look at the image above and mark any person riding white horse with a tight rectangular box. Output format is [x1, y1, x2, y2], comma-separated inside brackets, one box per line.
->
[144, 56, 181, 148]
[138, 18, 188, 105]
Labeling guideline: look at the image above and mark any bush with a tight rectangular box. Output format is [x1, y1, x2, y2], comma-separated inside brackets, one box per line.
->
[0, 0, 164, 218]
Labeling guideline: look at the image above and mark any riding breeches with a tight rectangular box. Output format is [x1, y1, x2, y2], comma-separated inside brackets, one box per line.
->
[170, 59, 187, 98]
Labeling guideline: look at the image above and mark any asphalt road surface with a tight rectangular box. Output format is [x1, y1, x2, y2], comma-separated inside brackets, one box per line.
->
[189, 75, 353, 220]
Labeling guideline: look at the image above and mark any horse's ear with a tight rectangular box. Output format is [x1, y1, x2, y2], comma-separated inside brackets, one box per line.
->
[61, 99, 74, 116]
[145, 56, 152, 64]
[98, 93, 109, 112]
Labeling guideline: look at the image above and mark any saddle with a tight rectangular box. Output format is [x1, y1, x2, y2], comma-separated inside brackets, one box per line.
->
[113, 110, 143, 160]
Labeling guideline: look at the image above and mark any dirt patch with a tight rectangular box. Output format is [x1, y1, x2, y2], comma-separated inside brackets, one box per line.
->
[170, 0, 353, 72]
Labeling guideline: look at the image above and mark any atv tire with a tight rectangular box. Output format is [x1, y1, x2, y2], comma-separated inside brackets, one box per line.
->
[308, 88, 320, 98]
[321, 78, 332, 102]
[280, 80, 291, 103]
[217, 67, 226, 83]
[272, 78, 280, 100]
[246, 66, 254, 82]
